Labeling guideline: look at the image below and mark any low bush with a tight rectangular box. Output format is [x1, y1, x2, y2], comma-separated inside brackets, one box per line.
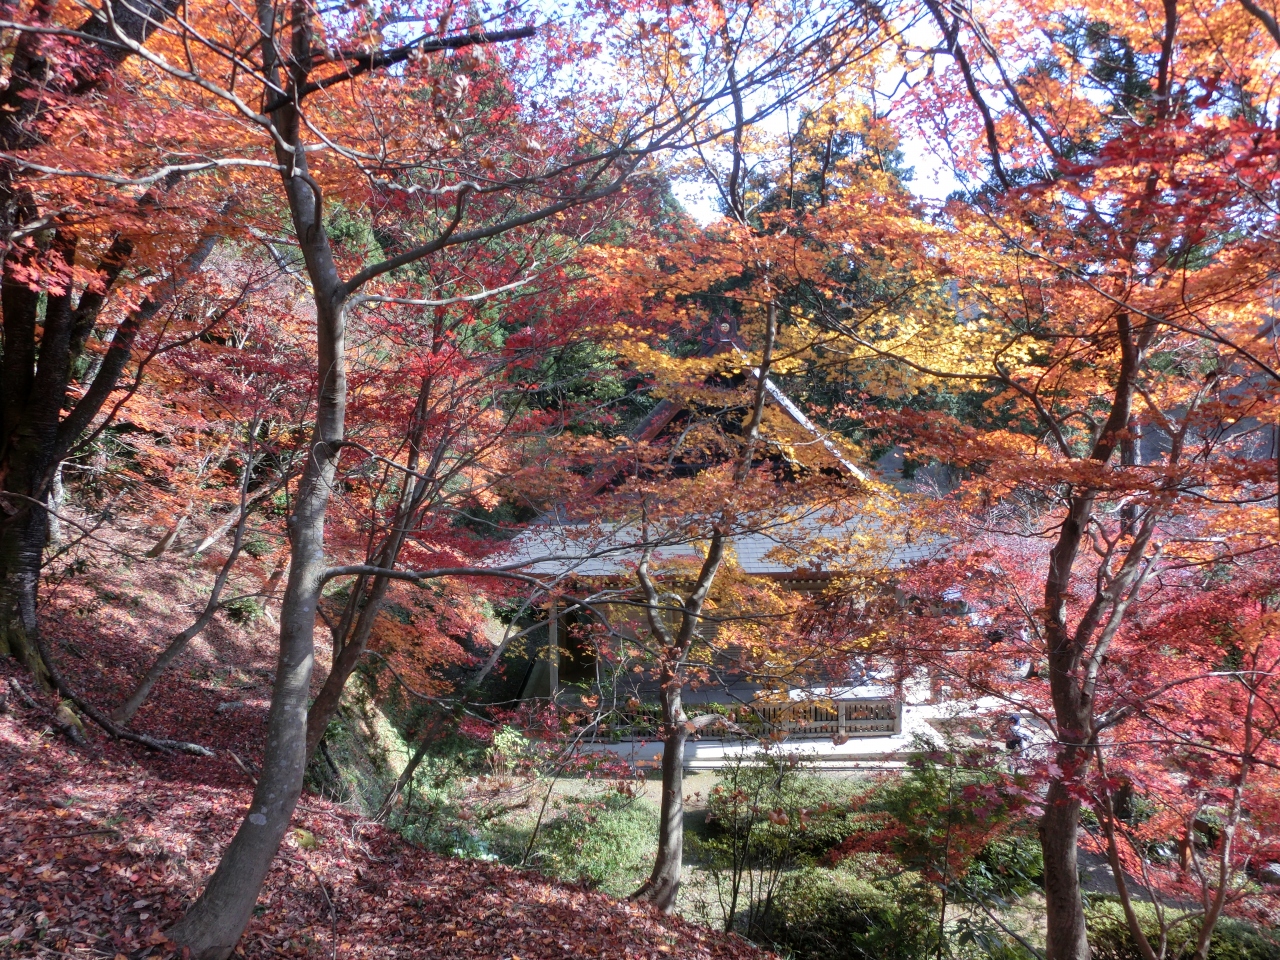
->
[966, 832, 1044, 901]
[223, 596, 264, 624]
[487, 725, 537, 780]
[757, 864, 1042, 960]
[704, 753, 864, 858]
[692, 752, 869, 934]
[754, 866, 943, 960]
[1088, 900, 1280, 960]
[241, 532, 273, 558]
[871, 736, 1044, 907]
[533, 792, 658, 897]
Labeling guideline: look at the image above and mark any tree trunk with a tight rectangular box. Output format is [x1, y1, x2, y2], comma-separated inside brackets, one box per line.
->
[111, 610, 220, 725]
[46, 461, 63, 545]
[1039, 658, 1093, 960]
[0, 342, 63, 687]
[632, 675, 687, 913]
[1038, 481, 1099, 960]
[0, 505, 48, 683]
[303, 371, 438, 764]
[0, 243, 74, 684]
[1041, 779, 1090, 960]
[165, 283, 344, 956]
[163, 509, 334, 959]
[0, 2, 185, 655]
[304, 614, 371, 760]
[166, 62, 348, 948]
[376, 715, 446, 819]
[302, 534, 408, 764]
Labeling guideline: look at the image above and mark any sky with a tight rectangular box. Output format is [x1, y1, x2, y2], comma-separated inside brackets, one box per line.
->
[670, 115, 964, 225]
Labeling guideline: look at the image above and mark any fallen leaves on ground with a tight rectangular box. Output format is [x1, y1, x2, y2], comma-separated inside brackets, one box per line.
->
[0, 662, 773, 959]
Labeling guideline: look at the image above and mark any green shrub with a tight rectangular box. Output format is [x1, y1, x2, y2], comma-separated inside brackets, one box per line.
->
[241, 532, 273, 558]
[874, 736, 1043, 907]
[705, 755, 864, 858]
[759, 865, 1041, 960]
[487, 725, 536, 779]
[756, 866, 943, 960]
[392, 754, 498, 860]
[966, 833, 1044, 901]
[223, 596, 264, 624]
[269, 489, 290, 516]
[533, 792, 657, 896]
[1088, 900, 1280, 960]
[692, 752, 870, 934]
[740, 737, 1044, 960]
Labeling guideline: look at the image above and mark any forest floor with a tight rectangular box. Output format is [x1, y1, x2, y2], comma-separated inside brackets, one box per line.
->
[0, 545, 774, 960]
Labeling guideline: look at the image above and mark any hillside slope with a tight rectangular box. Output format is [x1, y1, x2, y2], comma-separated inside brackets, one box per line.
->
[1, 665, 773, 959]
[0, 551, 771, 960]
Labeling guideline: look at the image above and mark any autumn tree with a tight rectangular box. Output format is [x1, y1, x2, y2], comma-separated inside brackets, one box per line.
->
[787, 2, 1280, 958]
[626, 305, 787, 912]
[0, 0, 897, 953]
[547, 300, 876, 913]
[593, 80, 933, 910]
[0, 0, 244, 679]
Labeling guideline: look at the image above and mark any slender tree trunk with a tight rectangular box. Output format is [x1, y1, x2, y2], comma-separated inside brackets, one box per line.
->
[112, 510, 246, 724]
[166, 273, 345, 956]
[114, 442, 267, 724]
[376, 715, 447, 819]
[164, 471, 337, 958]
[167, 35, 349, 943]
[1033, 313, 1153, 960]
[112, 608, 221, 725]
[46, 462, 63, 545]
[629, 309, 768, 916]
[1040, 646, 1093, 960]
[1037, 480, 1099, 960]
[632, 672, 687, 912]
[303, 372, 437, 763]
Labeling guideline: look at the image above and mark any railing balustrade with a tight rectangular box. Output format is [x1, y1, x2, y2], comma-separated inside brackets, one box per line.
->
[751, 699, 901, 737]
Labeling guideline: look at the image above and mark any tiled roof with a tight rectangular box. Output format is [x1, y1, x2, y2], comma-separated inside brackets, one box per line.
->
[493, 509, 943, 579]
[497, 334, 935, 580]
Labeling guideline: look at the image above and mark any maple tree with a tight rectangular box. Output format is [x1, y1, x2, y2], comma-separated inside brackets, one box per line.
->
[0, 0, 243, 680]
[2, 0, 1276, 955]
[0, 189, 241, 683]
[0, 0, 899, 953]
[624, 309, 794, 913]
[583, 107, 905, 910]
[768, 3, 1280, 958]
[538, 315, 877, 914]
[600, 6, 1280, 950]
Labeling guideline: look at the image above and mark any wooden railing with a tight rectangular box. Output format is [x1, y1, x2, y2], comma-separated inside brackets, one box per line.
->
[751, 699, 901, 737]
